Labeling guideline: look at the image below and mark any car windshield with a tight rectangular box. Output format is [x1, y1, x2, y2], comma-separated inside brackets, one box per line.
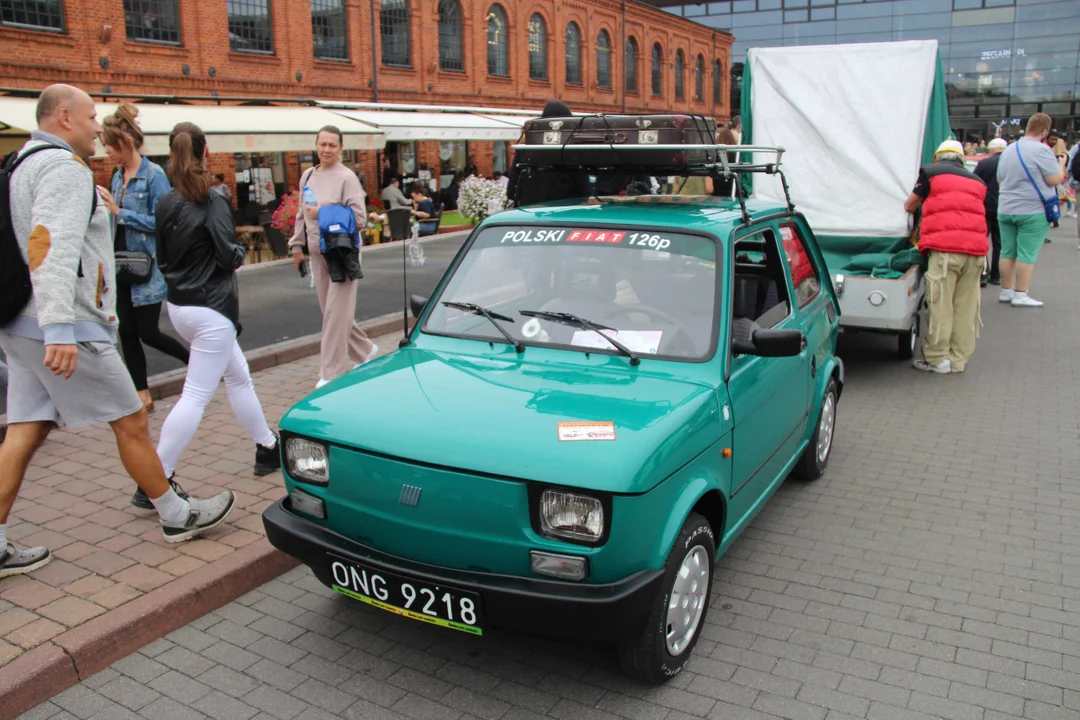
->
[423, 225, 719, 361]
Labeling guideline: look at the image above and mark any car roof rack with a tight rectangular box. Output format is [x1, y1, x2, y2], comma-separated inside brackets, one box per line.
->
[510, 128, 793, 225]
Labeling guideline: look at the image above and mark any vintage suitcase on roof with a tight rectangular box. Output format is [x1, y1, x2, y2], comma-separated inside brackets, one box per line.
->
[518, 114, 718, 169]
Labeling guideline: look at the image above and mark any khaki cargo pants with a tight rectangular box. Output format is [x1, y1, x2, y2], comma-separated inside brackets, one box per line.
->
[923, 250, 984, 372]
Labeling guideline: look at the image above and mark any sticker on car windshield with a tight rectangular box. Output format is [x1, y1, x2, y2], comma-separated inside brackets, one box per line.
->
[558, 421, 616, 442]
[571, 330, 663, 355]
[483, 226, 716, 262]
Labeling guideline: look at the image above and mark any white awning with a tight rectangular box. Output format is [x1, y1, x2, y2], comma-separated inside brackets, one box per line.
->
[0, 97, 386, 155]
[327, 108, 532, 142]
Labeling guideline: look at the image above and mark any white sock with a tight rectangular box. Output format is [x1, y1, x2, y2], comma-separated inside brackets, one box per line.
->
[0, 523, 7, 550]
[1015, 291, 1028, 299]
[150, 489, 191, 524]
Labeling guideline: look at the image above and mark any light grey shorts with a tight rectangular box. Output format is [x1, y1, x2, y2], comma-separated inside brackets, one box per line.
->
[0, 330, 142, 430]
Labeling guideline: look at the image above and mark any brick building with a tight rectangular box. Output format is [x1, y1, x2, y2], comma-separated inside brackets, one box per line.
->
[0, 0, 731, 205]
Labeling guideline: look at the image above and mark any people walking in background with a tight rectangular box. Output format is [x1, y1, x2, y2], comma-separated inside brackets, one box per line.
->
[996, 113, 1067, 308]
[353, 163, 366, 194]
[711, 127, 744, 199]
[98, 103, 190, 413]
[153, 121, 280, 500]
[1, 86, 235, 572]
[1052, 137, 1070, 224]
[289, 126, 378, 387]
[379, 155, 394, 190]
[210, 173, 232, 204]
[1068, 141, 1079, 248]
[904, 140, 987, 374]
[973, 137, 1007, 286]
[729, 115, 742, 144]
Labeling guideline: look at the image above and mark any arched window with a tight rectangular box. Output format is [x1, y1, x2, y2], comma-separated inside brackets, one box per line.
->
[380, 0, 410, 67]
[438, 0, 463, 72]
[713, 59, 723, 106]
[625, 37, 638, 94]
[675, 50, 685, 100]
[597, 29, 612, 89]
[651, 43, 663, 96]
[486, 4, 508, 76]
[695, 54, 704, 101]
[528, 13, 547, 80]
[565, 21, 582, 85]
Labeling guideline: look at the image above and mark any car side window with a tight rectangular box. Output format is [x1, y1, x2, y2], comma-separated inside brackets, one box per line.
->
[779, 225, 821, 309]
[731, 229, 791, 344]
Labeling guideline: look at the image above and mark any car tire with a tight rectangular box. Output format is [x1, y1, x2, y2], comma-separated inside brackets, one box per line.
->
[618, 512, 715, 684]
[793, 377, 838, 482]
[897, 317, 918, 360]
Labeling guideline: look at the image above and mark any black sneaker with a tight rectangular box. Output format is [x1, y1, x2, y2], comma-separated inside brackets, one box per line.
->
[254, 433, 281, 477]
[131, 476, 189, 510]
[988, 277, 1001, 286]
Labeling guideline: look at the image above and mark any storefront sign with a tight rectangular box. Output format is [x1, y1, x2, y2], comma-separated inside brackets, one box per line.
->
[981, 48, 1025, 61]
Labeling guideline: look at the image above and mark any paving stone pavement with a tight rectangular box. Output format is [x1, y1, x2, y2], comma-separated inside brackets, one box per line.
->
[0, 331, 405, 669]
[16, 222, 1080, 719]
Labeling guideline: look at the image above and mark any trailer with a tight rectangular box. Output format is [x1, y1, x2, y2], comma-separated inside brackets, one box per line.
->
[740, 40, 953, 358]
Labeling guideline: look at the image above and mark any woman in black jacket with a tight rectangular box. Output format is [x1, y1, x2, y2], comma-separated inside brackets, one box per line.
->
[152, 122, 280, 495]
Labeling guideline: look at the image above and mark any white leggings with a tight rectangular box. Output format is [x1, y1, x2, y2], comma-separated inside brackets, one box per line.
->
[157, 303, 276, 477]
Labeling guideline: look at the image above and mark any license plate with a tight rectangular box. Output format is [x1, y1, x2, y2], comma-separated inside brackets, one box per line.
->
[328, 555, 483, 635]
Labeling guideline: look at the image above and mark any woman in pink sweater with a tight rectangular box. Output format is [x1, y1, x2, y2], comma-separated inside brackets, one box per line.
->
[290, 126, 378, 386]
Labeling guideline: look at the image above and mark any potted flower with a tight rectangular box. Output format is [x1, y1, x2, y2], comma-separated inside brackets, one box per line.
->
[271, 189, 301, 236]
[458, 176, 507, 224]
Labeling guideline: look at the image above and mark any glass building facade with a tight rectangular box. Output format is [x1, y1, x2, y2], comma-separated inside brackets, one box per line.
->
[654, 0, 1080, 142]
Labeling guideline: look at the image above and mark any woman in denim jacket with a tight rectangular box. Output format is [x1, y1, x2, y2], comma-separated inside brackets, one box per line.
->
[98, 104, 190, 412]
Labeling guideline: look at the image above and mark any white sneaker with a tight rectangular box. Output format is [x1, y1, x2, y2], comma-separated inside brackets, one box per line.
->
[998, 289, 1015, 303]
[315, 378, 330, 389]
[161, 491, 236, 543]
[1011, 295, 1044, 308]
[362, 344, 379, 365]
[913, 358, 951, 374]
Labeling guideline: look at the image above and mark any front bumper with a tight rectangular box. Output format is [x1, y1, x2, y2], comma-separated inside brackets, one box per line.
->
[262, 498, 664, 641]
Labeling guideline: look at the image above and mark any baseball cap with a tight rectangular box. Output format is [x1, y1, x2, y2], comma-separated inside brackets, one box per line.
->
[988, 138, 1007, 150]
[934, 140, 965, 157]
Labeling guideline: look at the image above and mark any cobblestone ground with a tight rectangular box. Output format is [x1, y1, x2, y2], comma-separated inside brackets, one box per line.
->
[19, 223, 1080, 720]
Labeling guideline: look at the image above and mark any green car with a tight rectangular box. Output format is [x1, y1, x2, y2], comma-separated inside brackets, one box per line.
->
[263, 194, 844, 683]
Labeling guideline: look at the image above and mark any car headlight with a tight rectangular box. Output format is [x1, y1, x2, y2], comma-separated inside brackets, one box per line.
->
[285, 437, 329, 485]
[539, 490, 604, 543]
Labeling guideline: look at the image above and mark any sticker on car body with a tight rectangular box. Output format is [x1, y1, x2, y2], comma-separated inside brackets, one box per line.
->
[558, 421, 617, 442]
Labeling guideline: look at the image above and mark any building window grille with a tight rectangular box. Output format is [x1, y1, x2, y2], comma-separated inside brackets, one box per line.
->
[625, 37, 639, 93]
[528, 13, 547, 80]
[438, 0, 464, 71]
[228, 0, 273, 54]
[487, 4, 509, 77]
[0, 0, 64, 31]
[565, 21, 582, 85]
[312, 0, 346, 60]
[381, 0, 410, 67]
[651, 42, 663, 96]
[597, 29, 612, 88]
[124, 0, 180, 43]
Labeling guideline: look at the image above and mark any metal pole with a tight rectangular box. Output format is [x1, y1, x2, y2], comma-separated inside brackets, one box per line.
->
[369, 0, 380, 102]
[621, 0, 627, 113]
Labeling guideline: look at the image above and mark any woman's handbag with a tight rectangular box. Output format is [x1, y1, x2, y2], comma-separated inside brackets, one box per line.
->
[115, 250, 154, 284]
[1015, 143, 1062, 224]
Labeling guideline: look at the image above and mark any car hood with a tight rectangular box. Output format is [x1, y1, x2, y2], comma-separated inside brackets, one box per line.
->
[281, 347, 721, 494]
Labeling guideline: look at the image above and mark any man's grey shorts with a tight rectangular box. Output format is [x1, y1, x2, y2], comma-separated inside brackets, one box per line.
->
[0, 330, 142, 430]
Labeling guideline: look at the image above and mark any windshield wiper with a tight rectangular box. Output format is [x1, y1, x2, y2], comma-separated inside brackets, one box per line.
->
[442, 301, 523, 353]
[520, 310, 640, 366]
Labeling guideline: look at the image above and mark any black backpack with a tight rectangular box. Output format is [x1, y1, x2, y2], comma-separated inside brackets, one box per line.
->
[0, 144, 96, 326]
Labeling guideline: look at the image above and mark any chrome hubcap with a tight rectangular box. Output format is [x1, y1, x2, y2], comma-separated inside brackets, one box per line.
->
[816, 392, 835, 464]
[665, 546, 709, 656]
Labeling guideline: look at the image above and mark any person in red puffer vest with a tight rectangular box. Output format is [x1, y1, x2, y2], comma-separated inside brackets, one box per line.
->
[904, 140, 988, 375]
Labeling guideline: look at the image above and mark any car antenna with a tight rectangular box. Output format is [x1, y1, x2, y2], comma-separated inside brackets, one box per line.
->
[390, 207, 413, 349]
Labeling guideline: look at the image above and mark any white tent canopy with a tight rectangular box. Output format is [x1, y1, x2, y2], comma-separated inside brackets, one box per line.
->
[0, 97, 386, 155]
[324, 105, 533, 142]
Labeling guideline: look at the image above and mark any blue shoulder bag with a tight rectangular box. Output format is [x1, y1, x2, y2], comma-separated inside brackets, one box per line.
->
[1015, 143, 1061, 224]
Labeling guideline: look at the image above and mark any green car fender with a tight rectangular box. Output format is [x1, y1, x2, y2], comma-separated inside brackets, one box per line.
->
[613, 436, 732, 574]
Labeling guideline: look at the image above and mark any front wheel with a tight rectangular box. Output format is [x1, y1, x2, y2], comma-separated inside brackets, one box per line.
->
[793, 377, 838, 481]
[897, 316, 918, 360]
[618, 512, 715, 684]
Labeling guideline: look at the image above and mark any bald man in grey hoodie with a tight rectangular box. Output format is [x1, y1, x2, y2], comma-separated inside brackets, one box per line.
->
[0, 86, 236, 579]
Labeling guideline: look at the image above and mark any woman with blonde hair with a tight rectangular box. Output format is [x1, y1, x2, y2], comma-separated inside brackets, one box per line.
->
[153, 122, 280, 489]
[97, 103, 190, 419]
[290, 126, 378, 387]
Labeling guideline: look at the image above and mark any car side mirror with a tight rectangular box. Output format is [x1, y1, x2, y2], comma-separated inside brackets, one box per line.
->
[409, 294, 428, 319]
[733, 328, 806, 357]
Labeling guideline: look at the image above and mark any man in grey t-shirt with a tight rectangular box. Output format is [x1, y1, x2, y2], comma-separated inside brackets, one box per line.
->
[995, 113, 1066, 308]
